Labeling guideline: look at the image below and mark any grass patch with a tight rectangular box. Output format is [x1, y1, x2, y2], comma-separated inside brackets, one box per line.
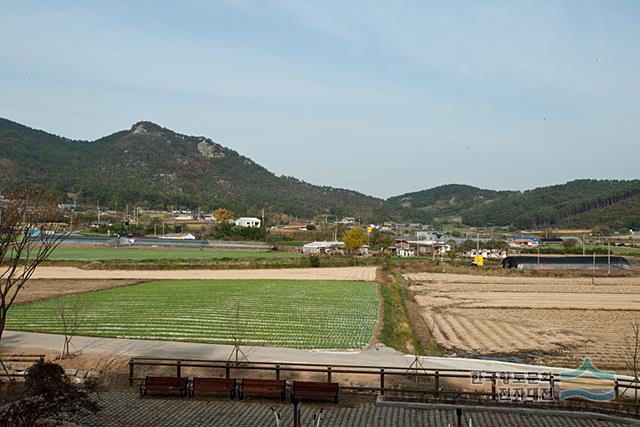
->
[378, 271, 442, 356]
[45, 254, 388, 270]
[46, 247, 303, 261]
[379, 273, 422, 354]
[7, 279, 378, 350]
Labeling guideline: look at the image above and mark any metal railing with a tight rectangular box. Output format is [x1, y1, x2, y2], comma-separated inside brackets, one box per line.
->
[0, 354, 45, 378]
[128, 357, 640, 406]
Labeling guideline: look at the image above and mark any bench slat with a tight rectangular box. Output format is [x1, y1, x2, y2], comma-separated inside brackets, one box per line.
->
[192, 377, 236, 399]
[140, 376, 188, 398]
[240, 379, 286, 401]
[292, 381, 339, 403]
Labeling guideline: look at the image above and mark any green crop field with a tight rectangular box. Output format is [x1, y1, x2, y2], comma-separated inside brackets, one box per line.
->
[46, 247, 303, 261]
[7, 280, 378, 349]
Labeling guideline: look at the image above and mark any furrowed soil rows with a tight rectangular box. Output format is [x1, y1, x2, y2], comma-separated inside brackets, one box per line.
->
[405, 272, 640, 370]
[7, 279, 378, 350]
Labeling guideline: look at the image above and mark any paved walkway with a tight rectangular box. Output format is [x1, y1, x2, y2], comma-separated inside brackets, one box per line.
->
[72, 392, 630, 427]
[0, 331, 587, 376]
[29, 266, 377, 281]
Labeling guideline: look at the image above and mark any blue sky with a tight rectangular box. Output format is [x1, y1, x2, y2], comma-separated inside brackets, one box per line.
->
[1, 1, 639, 198]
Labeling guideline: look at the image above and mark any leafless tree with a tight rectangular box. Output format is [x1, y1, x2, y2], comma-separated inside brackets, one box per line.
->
[621, 318, 640, 403]
[57, 296, 82, 359]
[227, 300, 249, 364]
[0, 191, 69, 344]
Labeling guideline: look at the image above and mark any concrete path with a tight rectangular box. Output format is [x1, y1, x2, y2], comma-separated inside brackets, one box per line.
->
[29, 266, 377, 281]
[0, 330, 581, 375]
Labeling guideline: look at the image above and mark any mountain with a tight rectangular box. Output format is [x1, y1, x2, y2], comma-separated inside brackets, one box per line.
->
[0, 118, 387, 219]
[386, 184, 513, 223]
[2, 117, 639, 230]
[392, 180, 640, 230]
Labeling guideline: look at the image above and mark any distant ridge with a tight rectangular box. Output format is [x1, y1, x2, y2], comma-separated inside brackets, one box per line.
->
[390, 180, 640, 229]
[1, 117, 639, 229]
[0, 118, 387, 219]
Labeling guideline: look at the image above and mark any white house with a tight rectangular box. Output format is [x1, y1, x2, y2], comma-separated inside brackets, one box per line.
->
[174, 214, 194, 221]
[236, 217, 261, 228]
[302, 241, 346, 255]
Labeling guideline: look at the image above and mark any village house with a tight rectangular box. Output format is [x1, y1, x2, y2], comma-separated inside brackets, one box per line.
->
[235, 217, 261, 228]
[302, 241, 346, 255]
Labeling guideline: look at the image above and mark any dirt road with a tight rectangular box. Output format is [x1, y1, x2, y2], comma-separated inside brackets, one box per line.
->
[29, 266, 377, 281]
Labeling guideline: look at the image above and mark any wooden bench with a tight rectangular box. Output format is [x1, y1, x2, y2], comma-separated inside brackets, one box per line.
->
[239, 378, 286, 401]
[291, 381, 339, 403]
[191, 377, 237, 399]
[139, 376, 188, 397]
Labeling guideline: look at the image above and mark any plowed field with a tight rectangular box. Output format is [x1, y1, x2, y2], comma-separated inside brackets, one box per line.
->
[405, 272, 640, 371]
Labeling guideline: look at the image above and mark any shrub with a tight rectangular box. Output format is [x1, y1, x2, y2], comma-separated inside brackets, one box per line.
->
[0, 361, 99, 426]
[307, 255, 321, 268]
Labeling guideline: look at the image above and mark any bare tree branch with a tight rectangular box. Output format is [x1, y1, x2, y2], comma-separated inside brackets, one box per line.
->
[620, 318, 640, 402]
[58, 296, 81, 359]
[0, 190, 70, 344]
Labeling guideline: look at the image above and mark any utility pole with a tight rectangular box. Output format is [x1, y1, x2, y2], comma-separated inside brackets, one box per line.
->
[592, 252, 596, 285]
[96, 201, 100, 223]
[582, 233, 586, 256]
[608, 240, 611, 275]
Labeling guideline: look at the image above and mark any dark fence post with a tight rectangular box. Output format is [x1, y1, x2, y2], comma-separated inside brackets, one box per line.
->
[549, 374, 555, 400]
[614, 379, 619, 401]
[327, 366, 332, 383]
[435, 370, 440, 397]
[225, 362, 230, 379]
[176, 360, 182, 378]
[380, 368, 385, 395]
[276, 364, 281, 380]
[128, 360, 134, 387]
[491, 374, 496, 400]
[456, 407, 463, 427]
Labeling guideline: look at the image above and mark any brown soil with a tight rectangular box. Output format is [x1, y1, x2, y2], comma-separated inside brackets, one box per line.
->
[29, 266, 377, 281]
[405, 272, 640, 371]
[14, 279, 142, 305]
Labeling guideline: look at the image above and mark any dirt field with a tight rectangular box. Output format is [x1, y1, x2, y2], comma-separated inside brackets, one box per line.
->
[405, 272, 640, 371]
[29, 266, 377, 281]
[14, 279, 141, 305]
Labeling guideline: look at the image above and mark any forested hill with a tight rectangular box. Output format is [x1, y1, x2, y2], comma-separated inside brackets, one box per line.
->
[392, 180, 640, 230]
[1, 117, 638, 229]
[0, 118, 386, 219]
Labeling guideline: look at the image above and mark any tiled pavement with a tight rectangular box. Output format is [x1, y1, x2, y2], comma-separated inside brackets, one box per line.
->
[71, 392, 636, 427]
